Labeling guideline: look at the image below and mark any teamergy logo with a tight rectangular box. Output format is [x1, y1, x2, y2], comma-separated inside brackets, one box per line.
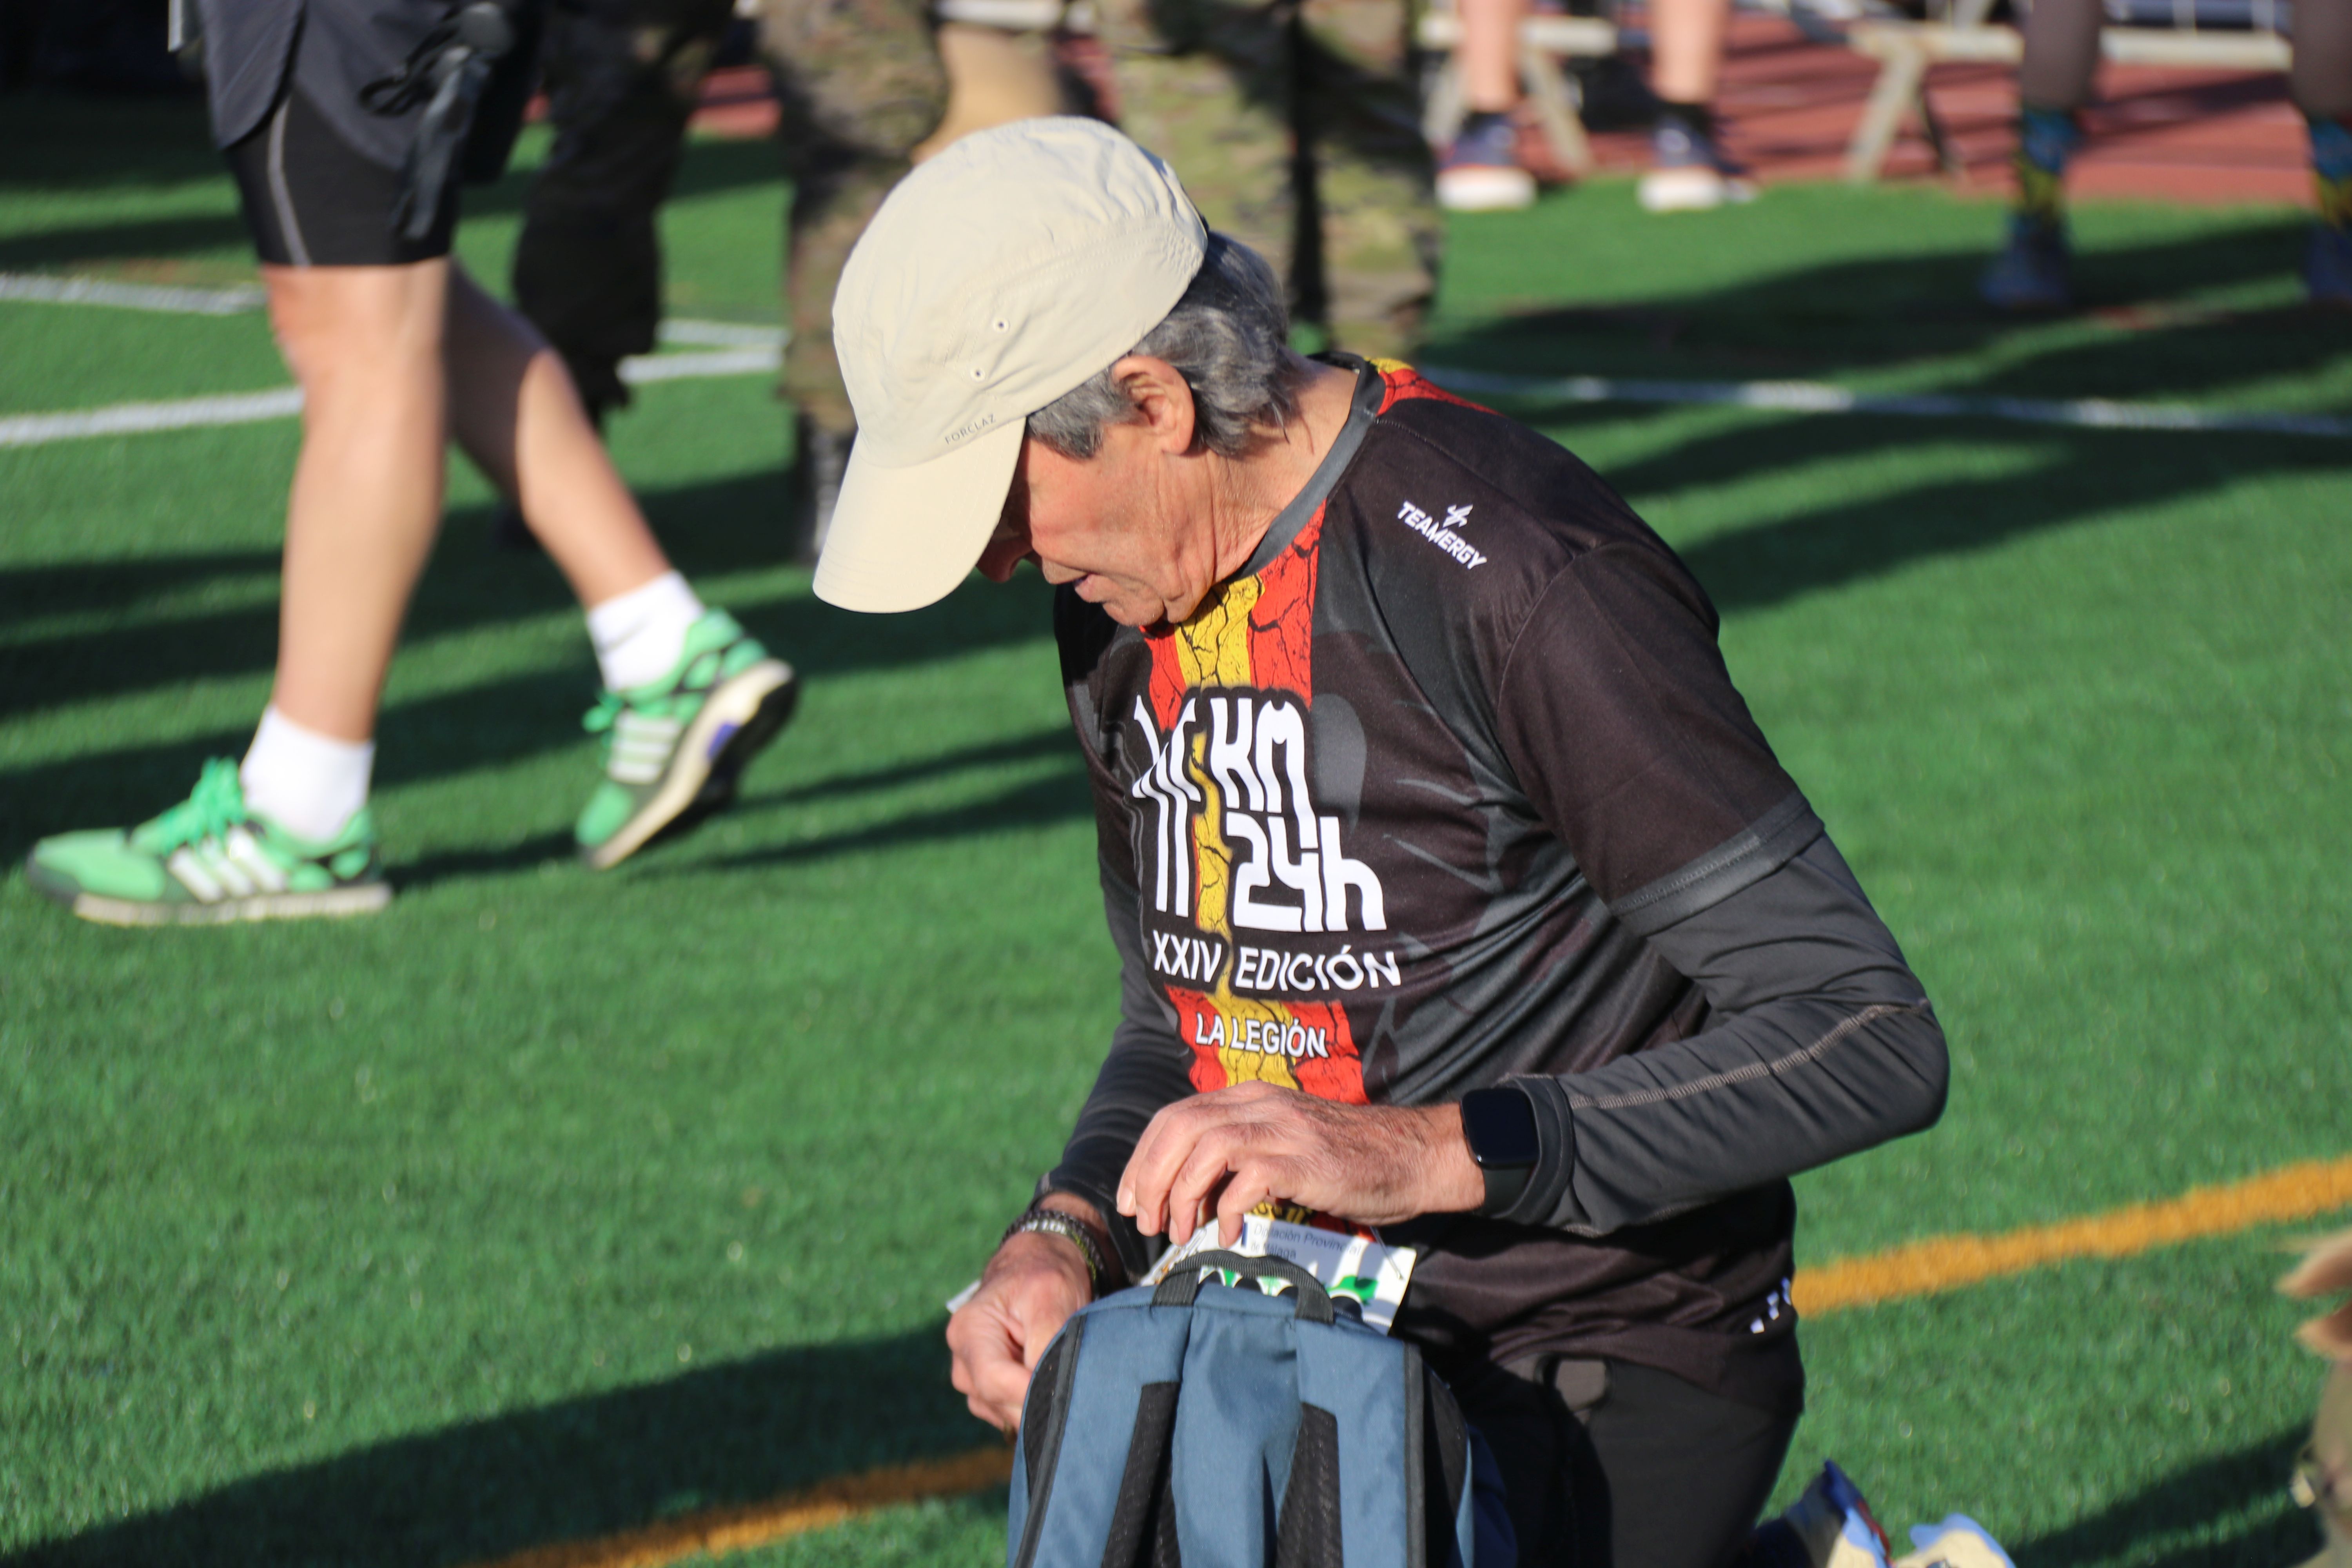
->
[1128, 690, 1387, 935]
[1396, 499, 1486, 569]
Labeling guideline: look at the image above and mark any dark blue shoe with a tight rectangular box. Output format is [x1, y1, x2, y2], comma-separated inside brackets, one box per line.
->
[1438, 111, 1536, 212]
[2305, 223, 2352, 307]
[1980, 221, 2071, 311]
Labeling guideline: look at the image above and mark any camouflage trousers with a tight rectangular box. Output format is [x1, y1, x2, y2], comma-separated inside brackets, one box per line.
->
[757, 0, 949, 433]
[1093, 0, 1439, 360]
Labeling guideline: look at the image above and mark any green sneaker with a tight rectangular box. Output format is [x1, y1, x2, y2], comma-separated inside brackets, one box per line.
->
[575, 608, 799, 869]
[24, 758, 390, 926]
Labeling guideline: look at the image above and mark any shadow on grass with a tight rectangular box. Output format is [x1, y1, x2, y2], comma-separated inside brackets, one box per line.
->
[721, 725, 1074, 816]
[662, 762, 1093, 878]
[0, 90, 787, 272]
[1589, 419, 2352, 616]
[0, 89, 225, 195]
[2, 1325, 990, 1568]
[0, 472, 1059, 724]
[0, 619, 1067, 870]
[1427, 220, 2339, 405]
[2009, 1426, 2315, 1568]
[383, 725, 1084, 891]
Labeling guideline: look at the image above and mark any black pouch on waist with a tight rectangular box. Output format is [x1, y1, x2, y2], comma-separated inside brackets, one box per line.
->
[361, 0, 548, 240]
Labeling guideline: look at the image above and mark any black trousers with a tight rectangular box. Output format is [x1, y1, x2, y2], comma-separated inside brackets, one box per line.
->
[1453, 1357, 1800, 1568]
[511, 0, 736, 412]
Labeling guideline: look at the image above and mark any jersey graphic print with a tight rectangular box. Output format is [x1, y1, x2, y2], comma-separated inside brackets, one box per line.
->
[1129, 511, 1393, 1107]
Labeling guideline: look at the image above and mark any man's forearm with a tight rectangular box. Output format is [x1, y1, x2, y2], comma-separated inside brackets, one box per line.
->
[1044, 869, 1202, 1278]
[1495, 833, 1949, 1234]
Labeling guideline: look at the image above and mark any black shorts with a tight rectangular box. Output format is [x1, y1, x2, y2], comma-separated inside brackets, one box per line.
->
[224, 82, 459, 267]
[1453, 1356, 1801, 1568]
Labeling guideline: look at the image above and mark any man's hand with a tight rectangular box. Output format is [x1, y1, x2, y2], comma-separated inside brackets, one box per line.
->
[1116, 1081, 1486, 1246]
[946, 1195, 1106, 1433]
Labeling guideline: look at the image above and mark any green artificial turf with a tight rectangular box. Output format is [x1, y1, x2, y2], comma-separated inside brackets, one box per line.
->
[4, 79, 2351, 1568]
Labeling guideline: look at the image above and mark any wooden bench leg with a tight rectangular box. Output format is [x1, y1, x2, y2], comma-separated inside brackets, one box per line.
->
[1519, 45, 1595, 176]
[1915, 79, 1962, 176]
[1845, 43, 1928, 183]
[1424, 51, 1469, 150]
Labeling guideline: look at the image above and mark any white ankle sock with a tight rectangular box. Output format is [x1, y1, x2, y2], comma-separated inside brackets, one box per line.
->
[240, 706, 374, 844]
[587, 570, 705, 691]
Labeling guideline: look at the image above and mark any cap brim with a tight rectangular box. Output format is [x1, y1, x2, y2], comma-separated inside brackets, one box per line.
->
[812, 421, 1025, 613]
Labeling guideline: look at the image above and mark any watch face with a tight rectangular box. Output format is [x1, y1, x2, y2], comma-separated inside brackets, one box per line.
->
[1463, 1087, 1541, 1169]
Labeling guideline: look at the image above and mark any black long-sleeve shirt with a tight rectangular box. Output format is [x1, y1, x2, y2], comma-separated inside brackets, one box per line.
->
[1043, 360, 1947, 1413]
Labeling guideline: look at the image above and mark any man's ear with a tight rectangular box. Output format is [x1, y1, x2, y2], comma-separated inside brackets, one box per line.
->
[1110, 355, 1198, 455]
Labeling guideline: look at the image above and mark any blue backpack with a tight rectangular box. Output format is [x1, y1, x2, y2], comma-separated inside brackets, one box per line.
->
[1008, 1251, 1511, 1568]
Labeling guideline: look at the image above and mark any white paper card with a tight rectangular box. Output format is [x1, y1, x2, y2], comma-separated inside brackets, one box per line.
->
[1143, 1214, 1416, 1334]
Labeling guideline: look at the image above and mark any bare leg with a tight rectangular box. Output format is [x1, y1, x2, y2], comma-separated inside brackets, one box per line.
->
[1460, 0, 1524, 112]
[1981, 0, 2097, 310]
[264, 261, 453, 744]
[1651, 0, 1729, 107]
[2294, 0, 2352, 120]
[2017, 0, 2103, 113]
[1640, 0, 1748, 210]
[443, 265, 672, 609]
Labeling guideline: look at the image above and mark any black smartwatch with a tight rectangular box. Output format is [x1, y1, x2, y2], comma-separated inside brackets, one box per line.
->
[1460, 1085, 1541, 1217]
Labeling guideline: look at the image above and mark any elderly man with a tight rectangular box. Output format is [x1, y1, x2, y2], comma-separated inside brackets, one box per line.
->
[815, 117, 1948, 1568]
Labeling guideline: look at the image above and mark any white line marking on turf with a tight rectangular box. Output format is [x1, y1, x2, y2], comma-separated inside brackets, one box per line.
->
[620, 345, 782, 383]
[0, 272, 266, 315]
[0, 267, 2335, 439]
[5, 331, 2336, 448]
[656, 319, 787, 349]
[0, 387, 306, 446]
[0, 346, 783, 448]
[1422, 365, 2352, 440]
[0, 272, 788, 352]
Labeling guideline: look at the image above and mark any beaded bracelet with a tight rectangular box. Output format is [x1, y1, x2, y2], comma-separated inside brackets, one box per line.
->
[1001, 1207, 1109, 1293]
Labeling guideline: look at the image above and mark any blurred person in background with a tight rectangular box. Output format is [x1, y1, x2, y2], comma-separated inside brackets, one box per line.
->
[1437, 0, 1752, 213]
[505, 0, 1436, 556]
[1098, 0, 1441, 358]
[23, 0, 798, 924]
[1436, 0, 1547, 210]
[2285, 1229, 2351, 1568]
[1635, 0, 1752, 210]
[504, 0, 935, 559]
[499, 0, 1085, 557]
[504, 0, 740, 460]
[1980, 0, 2352, 309]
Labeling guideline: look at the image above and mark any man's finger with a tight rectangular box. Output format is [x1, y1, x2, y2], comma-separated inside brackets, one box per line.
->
[1214, 1163, 1275, 1246]
[1163, 1125, 1249, 1247]
[1122, 1098, 1213, 1236]
[973, 1356, 1033, 1429]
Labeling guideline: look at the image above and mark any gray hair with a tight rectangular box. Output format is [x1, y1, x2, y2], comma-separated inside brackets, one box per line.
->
[1026, 233, 1305, 461]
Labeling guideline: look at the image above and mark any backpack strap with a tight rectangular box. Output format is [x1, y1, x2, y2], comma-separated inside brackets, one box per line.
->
[1011, 1317, 1091, 1568]
[1100, 1381, 1184, 1568]
[1152, 1250, 1337, 1325]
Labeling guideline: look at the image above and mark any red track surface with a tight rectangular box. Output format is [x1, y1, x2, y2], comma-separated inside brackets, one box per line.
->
[1636, 11, 2312, 205]
[688, 13, 2315, 207]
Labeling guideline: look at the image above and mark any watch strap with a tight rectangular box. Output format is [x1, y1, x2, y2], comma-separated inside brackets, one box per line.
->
[1478, 1161, 1532, 1217]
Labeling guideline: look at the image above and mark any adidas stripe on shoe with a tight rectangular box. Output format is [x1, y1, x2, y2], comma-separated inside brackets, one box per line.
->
[25, 758, 390, 926]
[574, 607, 799, 870]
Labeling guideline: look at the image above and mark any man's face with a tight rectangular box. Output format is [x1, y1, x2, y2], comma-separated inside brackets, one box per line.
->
[975, 419, 1223, 630]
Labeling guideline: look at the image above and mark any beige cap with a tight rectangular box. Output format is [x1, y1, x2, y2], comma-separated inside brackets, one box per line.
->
[813, 117, 1209, 614]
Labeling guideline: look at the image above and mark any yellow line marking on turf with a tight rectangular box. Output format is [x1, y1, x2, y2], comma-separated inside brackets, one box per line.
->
[478, 1447, 1013, 1568]
[474, 1152, 2352, 1568]
[1793, 1152, 2352, 1315]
